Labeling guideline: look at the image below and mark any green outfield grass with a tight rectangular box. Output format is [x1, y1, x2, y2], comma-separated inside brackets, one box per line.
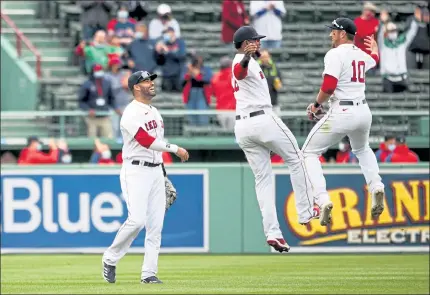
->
[1, 254, 429, 294]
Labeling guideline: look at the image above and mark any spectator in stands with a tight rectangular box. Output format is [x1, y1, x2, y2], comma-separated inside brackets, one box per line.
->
[375, 135, 397, 162]
[155, 27, 187, 92]
[18, 137, 59, 165]
[127, 22, 158, 73]
[336, 137, 358, 164]
[407, 5, 430, 69]
[221, 0, 249, 46]
[378, 10, 420, 93]
[354, 2, 379, 56]
[79, 64, 115, 138]
[149, 4, 181, 40]
[124, 1, 149, 22]
[386, 137, 419, 163]
[107, 6, 136, 45]
[108, 35, 127, 62]
[182, 54, 213, 126]
[1, 152, 17, 164]
[79, 30, 124, 73]
[56, 139, 73, 164]
[89, 138, 116, 165]
[258, 49, 282, 114]
[211, 56, 236, 130]
[80, 1, 116, 41]
[106, 57, 132, 141]
[75, 30, 107, 74]
[249, 1, 286, 49]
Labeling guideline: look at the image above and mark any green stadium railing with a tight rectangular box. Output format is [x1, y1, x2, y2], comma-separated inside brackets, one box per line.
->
[1, 110, 429, 150]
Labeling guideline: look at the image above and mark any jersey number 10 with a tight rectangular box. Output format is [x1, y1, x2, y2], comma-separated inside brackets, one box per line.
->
[351, 60, 365, 83]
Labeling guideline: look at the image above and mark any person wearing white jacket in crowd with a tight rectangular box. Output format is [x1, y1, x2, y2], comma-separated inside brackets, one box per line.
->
[377, 9, 419, 93]
[249, 1, 286, 49]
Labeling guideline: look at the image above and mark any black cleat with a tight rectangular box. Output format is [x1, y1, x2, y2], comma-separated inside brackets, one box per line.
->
[102, 262, 116, 283]
[141, 276, 163, 284]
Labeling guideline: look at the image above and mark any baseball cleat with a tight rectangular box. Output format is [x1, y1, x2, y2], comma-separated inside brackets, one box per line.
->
[141, 276, 163, 284]
[102, 262, 116, 283]
[299, 207, 320, 225]
[371, 189, 385, 219]
[319, 201, 333, 226]
[267, 238, 290, 253]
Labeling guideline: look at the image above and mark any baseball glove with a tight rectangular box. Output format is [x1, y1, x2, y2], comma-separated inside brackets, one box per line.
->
[165, 177, 177, 211]
[306, 103, 326, 122]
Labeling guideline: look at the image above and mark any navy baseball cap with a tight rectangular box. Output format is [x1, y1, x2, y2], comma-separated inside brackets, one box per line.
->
[128, 71, 157, 92]
[233, 26, 266, 44]
[325, 18, 357, 35]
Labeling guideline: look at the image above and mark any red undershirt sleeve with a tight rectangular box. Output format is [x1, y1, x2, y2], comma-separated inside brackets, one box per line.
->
[320, 74, 338, 95]
[134, 127, 179, 153]
[233, 63, 248, 80]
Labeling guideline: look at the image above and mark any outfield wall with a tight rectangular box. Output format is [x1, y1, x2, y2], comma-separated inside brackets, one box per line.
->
[1, 164, 428, 254]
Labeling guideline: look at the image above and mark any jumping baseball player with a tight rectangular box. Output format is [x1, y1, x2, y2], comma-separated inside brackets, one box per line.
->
[301, 18, 385, 226]
[102, 71, 189, 284]
[232, 26, 314, 253]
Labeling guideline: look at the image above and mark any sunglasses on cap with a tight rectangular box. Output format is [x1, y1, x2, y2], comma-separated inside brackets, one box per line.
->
[136, 72, 157, 84]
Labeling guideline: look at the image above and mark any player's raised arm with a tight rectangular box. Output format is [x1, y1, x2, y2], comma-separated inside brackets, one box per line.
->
[232, 26, 265, 80]
[364, 35, 379, 67]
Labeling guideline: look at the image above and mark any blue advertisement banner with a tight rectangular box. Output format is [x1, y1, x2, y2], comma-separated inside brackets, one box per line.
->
[274, 168, 429, 252]
[0, 169, 209, 253]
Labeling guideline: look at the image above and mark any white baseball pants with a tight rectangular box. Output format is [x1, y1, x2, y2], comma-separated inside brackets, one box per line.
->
[103, 162, 166, 280]
[235, 108, 314, 240]
[301, 99, 384, 217]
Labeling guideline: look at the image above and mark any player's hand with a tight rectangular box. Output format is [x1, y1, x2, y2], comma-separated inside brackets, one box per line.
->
[364, 35, 378, 54]
[175, 147, 189, 162]
[306, 103, 325, 121]
[244, 43, 258, 57]
[89, 109, 96, 117]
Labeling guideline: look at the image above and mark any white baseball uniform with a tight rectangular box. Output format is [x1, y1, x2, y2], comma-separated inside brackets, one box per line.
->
[103, 99, 178, 280]
[301, 43, 384, 215]
[232, 53, 314, 237]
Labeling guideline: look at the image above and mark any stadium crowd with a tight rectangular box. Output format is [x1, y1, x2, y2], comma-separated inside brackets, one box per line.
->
[2, 0, 427, 165]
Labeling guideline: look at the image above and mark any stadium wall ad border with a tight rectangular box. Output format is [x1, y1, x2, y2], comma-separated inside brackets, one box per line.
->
[1, 165, 429, 254]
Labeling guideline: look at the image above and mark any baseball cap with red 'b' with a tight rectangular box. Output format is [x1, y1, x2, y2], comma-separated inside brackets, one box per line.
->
[325, 17, 357, 35]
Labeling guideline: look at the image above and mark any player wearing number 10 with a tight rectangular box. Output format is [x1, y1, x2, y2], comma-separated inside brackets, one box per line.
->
[301, 18, 386, 226]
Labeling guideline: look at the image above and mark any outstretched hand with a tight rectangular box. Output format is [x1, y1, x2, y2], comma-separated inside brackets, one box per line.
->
[364, 35, 378, 54]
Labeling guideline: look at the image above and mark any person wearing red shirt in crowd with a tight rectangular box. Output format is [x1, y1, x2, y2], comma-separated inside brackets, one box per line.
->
[375, 135, 396, 162]
[221, 0, 249, 45]
[18, 137, 59, 165]
[336, 137, 358, 164]
[386, 137, 419, 163]
[354, 2, 379, 55]
[106, 6, 137, 45]
[211, 56, 236, 130]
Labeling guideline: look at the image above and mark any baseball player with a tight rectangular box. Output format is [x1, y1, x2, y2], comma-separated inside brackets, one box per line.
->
[232, 26, 314, 253]
[301, 18, 385, 226]
[102, 71, 189, 284]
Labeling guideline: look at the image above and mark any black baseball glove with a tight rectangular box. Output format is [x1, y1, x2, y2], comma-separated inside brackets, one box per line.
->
[165, 177, 177, 211]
